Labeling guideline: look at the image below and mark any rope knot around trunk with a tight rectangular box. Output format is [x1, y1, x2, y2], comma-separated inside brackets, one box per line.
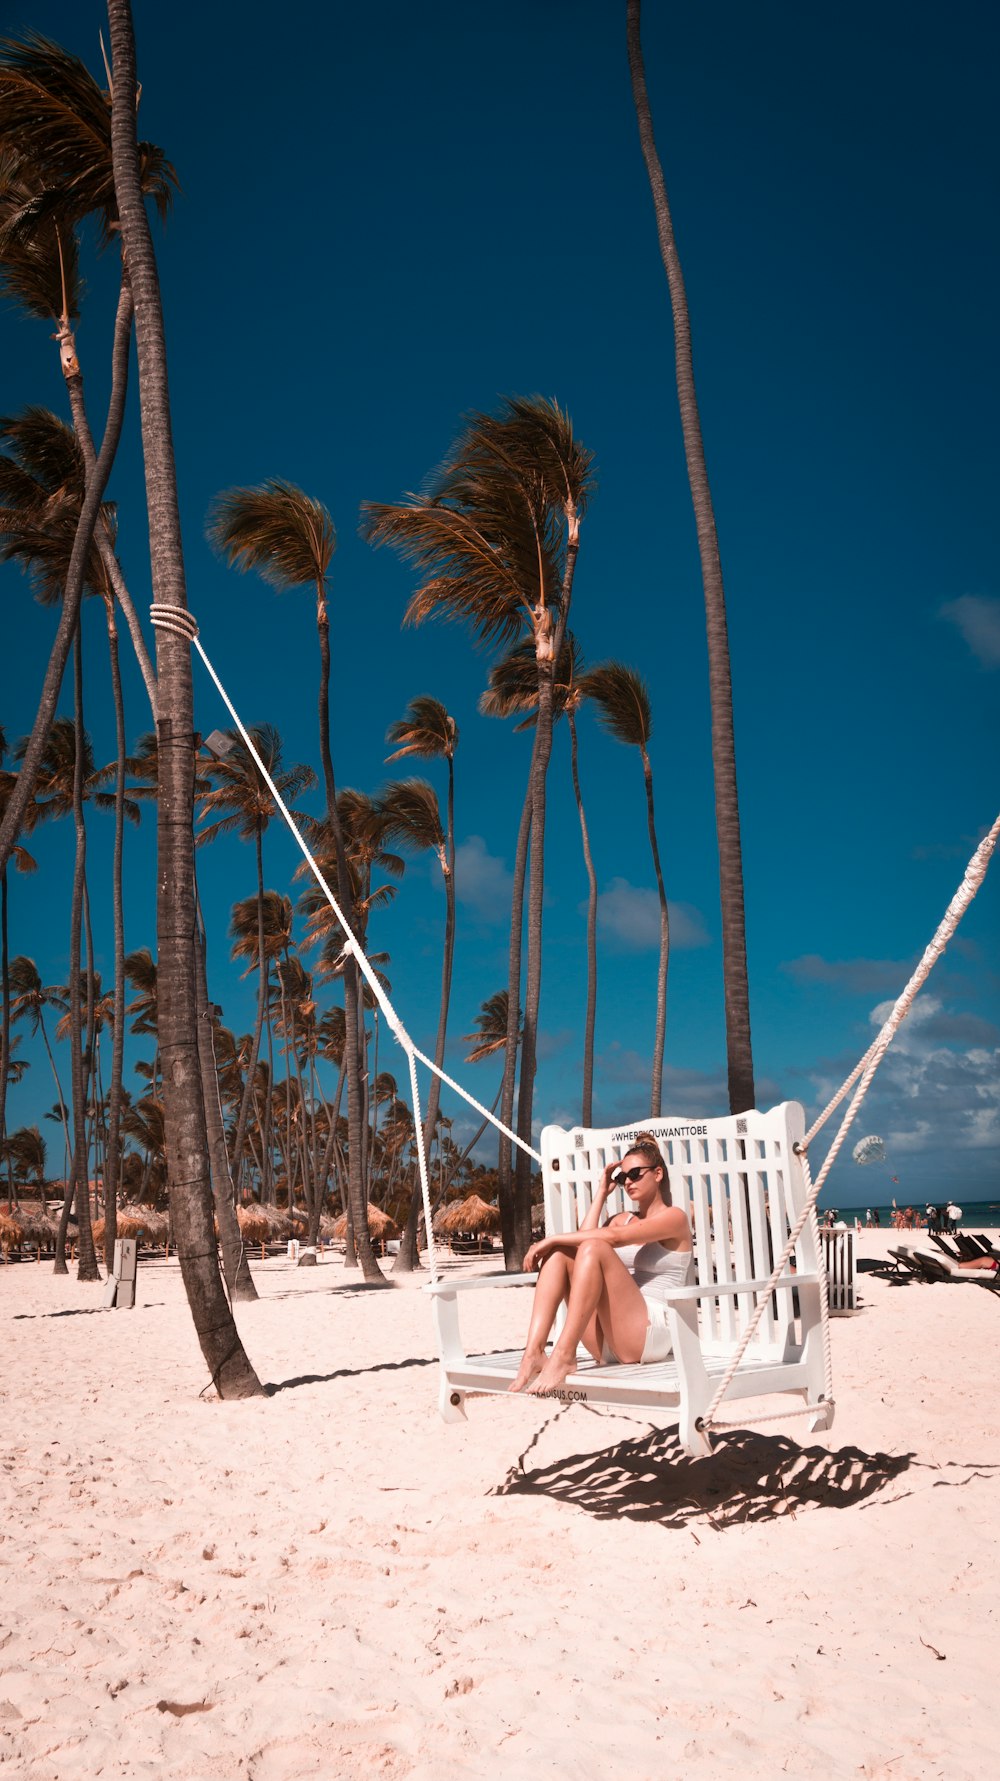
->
[150, 604, 199, 641]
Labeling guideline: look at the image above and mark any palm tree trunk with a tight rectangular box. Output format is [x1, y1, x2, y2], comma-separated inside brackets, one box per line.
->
[307, 1060, 344, 1247]
[568, 710, 598, 1126]
[59, 285, 159, 723]
[0, 871, 9, 1172]
[512, 536, 581, 1259]
[513, 685, 553, 1259]
[97, 527, 158, 717]
[394, 835, 457, 1273]
[640, 744, 670, 1116]
[70, 630, 100, 1282]
[108, 0, 262, 1395]
[102, 602, 126, 1268]
[498, 782, 531, 1264]
[193, 899, 257, 1300]
[0, 280, 133, 878]
[38, 1010, 71, 1170]
[230, 828, 268, 1181]
[315, 603, 382, 1281]
[626, 0, 755, 1113]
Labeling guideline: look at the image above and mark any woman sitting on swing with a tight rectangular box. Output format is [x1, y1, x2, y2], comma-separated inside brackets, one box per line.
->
[510, 1132, 694, 1396]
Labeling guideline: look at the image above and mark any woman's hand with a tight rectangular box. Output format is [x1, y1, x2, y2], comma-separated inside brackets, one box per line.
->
[599, 1161, 619, 1198]
[524, 1239, 549, 1272]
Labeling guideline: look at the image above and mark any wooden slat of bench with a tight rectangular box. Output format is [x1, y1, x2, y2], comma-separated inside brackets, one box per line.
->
[445, 1346, 803, 1399]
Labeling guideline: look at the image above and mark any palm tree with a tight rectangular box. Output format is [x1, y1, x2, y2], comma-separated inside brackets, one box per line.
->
[0, 404, 151, 1269]
[0, 402, 144, 1274]
[106, 0, 261, 1395]
[3, 1123, 46, 1207]
[0, 32, 172, 871]
[206, 478, 384, 1284]
[229, 889, 293, 1202]
[431, 990, 523, 1205]
[295, 791, 401, 1265]
[19, 715, 114, 1277]
[8, 954, 69, 1171]
[0, 732, 38, 1166]
[379, 775, 457, 1271]
[197, 725, 314, 1187]
[362, 396, 595, 1265]
[190, 908, 257, 1300]
[625, 0, 755, 1113]
[581, 662, 670, 1115]
[482, 634, 600, 1124]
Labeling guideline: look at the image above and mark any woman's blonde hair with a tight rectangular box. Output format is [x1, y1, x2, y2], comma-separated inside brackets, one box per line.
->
[625, 1131, 672, 1205]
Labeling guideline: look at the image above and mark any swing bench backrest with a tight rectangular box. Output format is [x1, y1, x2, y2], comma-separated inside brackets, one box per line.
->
[539, 1101, 818, 1357]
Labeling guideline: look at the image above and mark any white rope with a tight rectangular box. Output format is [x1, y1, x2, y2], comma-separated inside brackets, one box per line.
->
[698, 812, 1000, 1442]
[149, 605, 540, 1276]
[405, 1046, 439, 1285]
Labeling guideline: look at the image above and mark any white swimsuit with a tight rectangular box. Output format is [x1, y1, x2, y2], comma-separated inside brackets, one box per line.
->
[605, 1223, 695, 1364]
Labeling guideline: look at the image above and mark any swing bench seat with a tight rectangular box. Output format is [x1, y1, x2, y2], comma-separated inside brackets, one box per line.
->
[429, 1102, 834, 1457]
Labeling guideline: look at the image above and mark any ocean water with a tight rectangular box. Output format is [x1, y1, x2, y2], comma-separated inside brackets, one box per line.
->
[823, 1200, 1000, 1229]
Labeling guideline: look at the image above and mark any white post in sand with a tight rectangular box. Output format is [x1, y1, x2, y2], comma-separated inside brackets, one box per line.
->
[103, 1237, 138, 1310]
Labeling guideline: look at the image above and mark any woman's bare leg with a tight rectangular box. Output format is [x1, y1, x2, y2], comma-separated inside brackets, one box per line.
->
[527, 1241, 650, 1395]
[510, 1253, 573, 1391]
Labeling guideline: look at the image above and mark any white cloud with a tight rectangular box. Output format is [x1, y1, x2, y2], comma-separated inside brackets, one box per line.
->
[821, 994, 1000, 1155]
[939, 594, 1000, 668]
[453, 835, 514, 925]
[593, 878, 710, 952]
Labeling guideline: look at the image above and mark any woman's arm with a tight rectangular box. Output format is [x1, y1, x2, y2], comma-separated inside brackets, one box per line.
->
[577, 1160, 618, 1232]
[524, 1202, 690, 1271]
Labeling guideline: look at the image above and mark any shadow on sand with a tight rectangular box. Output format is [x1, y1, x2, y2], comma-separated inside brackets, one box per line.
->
[493, 1416, 916, 1529]
[13, 1302, 165, 1319]
[265, 1354, 436, 1394]
[256, 1280, 394, 1301]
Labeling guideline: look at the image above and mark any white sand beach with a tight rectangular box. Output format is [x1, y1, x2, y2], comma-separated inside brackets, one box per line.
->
[1, 1231, 997, 1781]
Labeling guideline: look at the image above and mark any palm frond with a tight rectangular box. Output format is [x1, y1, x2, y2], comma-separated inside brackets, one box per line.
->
[385, 693, 457, 761]
[377, 777, 445, 854]
[461, 988, 521, 1063]
[0, 33, 178, 239]
[579, 660, 652, 750]
[362, 497, 535, 647]
[207, 480, 335, 589]
[0, 155, 81, 320]
[479, 631, 581, 725]
[0, 406, 84, 494]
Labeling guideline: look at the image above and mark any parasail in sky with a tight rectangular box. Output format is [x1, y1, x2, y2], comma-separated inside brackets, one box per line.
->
[852, 1134, 886, 1166]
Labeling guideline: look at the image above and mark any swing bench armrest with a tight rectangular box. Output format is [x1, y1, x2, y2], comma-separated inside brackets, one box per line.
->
[663, 1272, 820, 1301]
[426, 1272, 535, 1297]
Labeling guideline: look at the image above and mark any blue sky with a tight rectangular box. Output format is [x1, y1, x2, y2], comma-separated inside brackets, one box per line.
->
[3, 1, 998, 1207]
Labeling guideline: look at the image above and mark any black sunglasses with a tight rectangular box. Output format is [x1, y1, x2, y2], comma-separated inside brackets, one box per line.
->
[613, 1164, 654, 1186]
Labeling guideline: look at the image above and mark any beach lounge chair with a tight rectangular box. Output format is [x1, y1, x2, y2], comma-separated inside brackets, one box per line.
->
[904, 1247, 998, 1287]
[430, 1101, 833, 1458]
[886, 1247, 924, 1277]
[928, 1232, 966, 1264]
[956, 1233, 1000, 1261]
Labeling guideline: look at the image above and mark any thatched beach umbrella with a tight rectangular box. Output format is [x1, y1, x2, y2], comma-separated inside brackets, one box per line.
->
[116, 1204, 169, 1246]
[436, 1193, 502, 1237]
[333, 1203, 398, 1244]
[0, 1209, 25, 1259]
[237, 1204, 273, 1256]
[0, 1206, 58, 1260]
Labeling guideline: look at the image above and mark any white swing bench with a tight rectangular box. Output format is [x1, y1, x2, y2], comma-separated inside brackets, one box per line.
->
[430, 1100, 833, 1457]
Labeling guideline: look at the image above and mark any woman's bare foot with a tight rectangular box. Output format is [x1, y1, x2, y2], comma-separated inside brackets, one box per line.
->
[509, 1351, 546, 1393]
[525, 1351, 575, 1397]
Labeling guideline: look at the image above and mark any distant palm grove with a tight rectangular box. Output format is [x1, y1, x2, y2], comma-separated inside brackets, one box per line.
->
[0, 4, 754, 1395]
